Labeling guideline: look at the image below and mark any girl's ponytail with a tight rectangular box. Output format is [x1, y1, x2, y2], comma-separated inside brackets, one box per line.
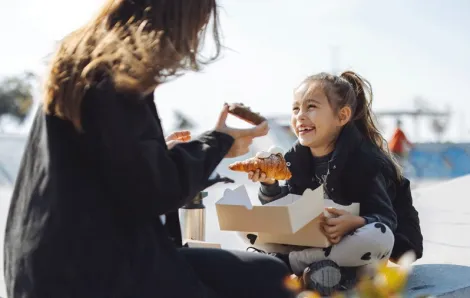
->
[340, 71, 402, 178]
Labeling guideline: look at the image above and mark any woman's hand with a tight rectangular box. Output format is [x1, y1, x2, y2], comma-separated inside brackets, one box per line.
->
[165, 130, 191, 150]
[248, 169, 276, 185]
[321, 208, 365, 244]
[215, 104, 269, 158]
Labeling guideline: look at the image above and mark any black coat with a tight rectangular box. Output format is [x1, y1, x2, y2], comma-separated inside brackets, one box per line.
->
[260, 124, 423, 261]
[4, 78, 234, 298]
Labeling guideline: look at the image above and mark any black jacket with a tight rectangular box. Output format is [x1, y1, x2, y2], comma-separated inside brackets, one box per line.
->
[4, 78, 234, 298]
[259, 124, 423, 261]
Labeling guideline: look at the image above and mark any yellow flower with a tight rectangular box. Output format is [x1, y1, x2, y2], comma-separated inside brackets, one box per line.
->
[290, 251, 419, 298]
[284, 275, 303, 293]
[296, 291, 321, 298]
[355, 251, 416, 298]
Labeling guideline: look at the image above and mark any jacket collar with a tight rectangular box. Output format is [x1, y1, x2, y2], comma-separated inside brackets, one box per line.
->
[292, 123, 364, 182]
[329, 123, 364, 175]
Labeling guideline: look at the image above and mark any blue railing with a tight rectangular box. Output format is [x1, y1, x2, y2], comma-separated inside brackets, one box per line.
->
[2, 132, 470, 183]
[406, 143, 470, 179]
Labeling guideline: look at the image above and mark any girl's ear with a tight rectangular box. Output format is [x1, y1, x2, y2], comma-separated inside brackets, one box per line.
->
[338, 106, 352, 126]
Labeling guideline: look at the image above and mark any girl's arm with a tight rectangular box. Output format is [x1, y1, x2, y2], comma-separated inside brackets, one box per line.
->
[360, 172, 398, 231]
[258, 180, 302, 205]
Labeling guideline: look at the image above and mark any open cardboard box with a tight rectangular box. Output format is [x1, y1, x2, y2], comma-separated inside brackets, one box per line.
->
[215, 185, 359, 247]
[184, 240, 222, 249]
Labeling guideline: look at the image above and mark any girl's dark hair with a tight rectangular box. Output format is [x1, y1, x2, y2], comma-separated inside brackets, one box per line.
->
[44, 0, 221, 131]
[301, 71, 402, 179]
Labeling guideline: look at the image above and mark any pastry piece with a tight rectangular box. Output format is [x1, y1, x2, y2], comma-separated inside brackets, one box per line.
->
[227, 103, 267, 125]
[228, 146, 292, 180]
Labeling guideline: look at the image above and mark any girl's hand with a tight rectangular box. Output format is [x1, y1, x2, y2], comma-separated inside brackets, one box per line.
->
[215, 104, 269, 158]
[321, 208, 365, 243]
[248, 169, 276, 185]
[166, 130, 192, 149]
[319, 214, 342, 244]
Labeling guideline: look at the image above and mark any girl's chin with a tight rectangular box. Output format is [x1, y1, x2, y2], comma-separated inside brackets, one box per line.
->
[298, 138, 314, 147]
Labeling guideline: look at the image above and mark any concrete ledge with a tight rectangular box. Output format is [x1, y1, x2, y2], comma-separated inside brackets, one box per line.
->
[405, 264, 470, 297]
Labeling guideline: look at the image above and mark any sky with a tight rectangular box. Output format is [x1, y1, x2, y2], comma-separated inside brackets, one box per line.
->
[1, 0, 470, 142]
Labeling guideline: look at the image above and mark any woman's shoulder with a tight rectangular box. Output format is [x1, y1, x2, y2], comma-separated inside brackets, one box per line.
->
[81, 76, 157, 132]
[82, 75, 153, 112]
[83, 76, 124, 101]
[83, 74, 152, 102]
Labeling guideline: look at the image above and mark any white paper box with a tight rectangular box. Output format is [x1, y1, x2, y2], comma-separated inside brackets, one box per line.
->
[185, 240, 222, 249]
[215, 185, 359, 247]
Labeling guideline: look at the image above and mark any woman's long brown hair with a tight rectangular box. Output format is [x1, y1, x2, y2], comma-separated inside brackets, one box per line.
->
[44, 0, 221, 131]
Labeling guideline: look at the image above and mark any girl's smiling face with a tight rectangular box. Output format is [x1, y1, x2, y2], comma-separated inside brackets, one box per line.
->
[291, 81, 349, 156]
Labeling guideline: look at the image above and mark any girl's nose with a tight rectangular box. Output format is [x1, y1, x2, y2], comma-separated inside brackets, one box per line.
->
[296, 109, 307, 120]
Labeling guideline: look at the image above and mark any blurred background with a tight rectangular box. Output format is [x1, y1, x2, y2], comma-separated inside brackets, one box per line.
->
[0, 0, 470, 295]
[2, 0, 470, 188]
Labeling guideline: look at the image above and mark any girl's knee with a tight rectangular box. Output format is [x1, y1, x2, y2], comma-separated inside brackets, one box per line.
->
[358, 222, 394, 241]
[349, 223, 395, 256]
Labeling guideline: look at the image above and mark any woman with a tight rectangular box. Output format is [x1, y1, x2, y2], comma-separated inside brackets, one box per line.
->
[4, 1, 293, 297]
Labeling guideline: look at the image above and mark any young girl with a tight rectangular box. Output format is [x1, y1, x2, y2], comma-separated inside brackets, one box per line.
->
[248, 71, 423, 295]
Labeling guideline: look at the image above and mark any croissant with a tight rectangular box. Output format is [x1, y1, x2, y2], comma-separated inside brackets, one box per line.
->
[228, 154, 292, 181]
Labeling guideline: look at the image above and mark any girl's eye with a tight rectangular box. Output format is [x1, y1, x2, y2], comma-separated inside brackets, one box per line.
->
[308, 104, 317, 109]
[292, 107, 299, 112]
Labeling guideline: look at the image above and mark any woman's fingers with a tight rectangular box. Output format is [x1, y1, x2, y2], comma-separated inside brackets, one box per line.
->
[229, 121, 269, 139]
[177, 131, 191, 142]
[215, 102, 269, 141]
[166, 140, 182, 150]
[215, 104, 229, 131]
[165, 130, 191, 142]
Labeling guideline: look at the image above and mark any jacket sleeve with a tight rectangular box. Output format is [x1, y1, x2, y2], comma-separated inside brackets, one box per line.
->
[360, 172, 398, 232]
[82, 82, 234, 217]
[258, 179, 303, 205]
